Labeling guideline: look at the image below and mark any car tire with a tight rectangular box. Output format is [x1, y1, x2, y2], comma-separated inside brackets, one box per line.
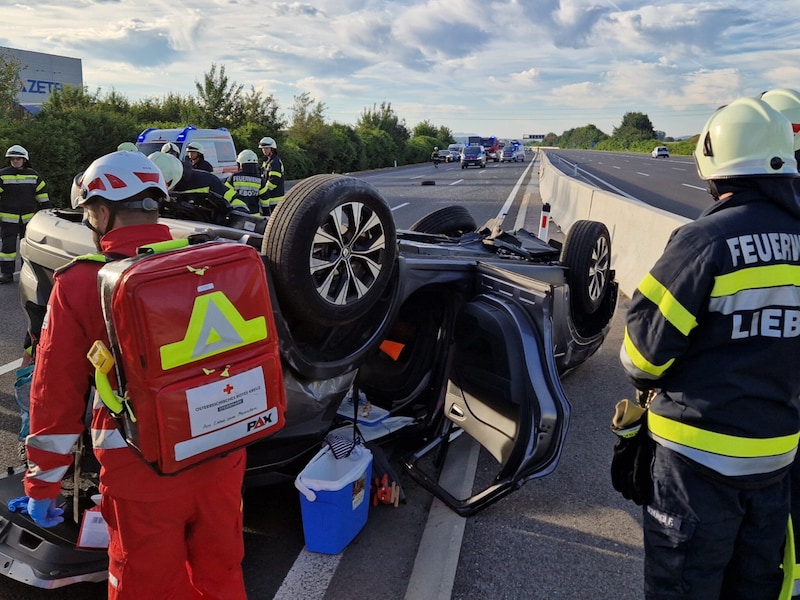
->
[262, 174, 398, 326]
[408, 205, 478, 237]
[561, 220, 611, 315]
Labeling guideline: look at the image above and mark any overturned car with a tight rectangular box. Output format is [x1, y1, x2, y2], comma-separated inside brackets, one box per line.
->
[4, 174, 617, 588]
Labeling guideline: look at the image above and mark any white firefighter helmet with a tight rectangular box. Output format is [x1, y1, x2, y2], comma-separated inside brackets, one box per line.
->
[694, 96, 797, 180]
[258, 136, 277, 149]
[5, 145, 28, 160]
[147, 152, 185, 191]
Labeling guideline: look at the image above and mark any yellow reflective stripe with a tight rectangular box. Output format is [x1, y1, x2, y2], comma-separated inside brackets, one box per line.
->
[649, 410, 800, 458]
[137, 239, 189, 254]
[267, 170, 282, 178]
[622, 327, 673, 377]
[73, 253, 106, 263]
[1, 174, 37, 183]
[235, 181, 261, 190]
[160, 290, 267, 370]
[0, 252, 17, 260]
[712, 264, 800, 297]
[638, 272, 697, 336]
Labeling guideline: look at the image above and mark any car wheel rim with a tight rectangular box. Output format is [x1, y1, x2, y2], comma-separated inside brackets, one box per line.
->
[310, 201, 387, 306]
[588, 235, 610, 302]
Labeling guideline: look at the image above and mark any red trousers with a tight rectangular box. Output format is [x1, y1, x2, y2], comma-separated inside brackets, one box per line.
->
[101, 456, 247, 600]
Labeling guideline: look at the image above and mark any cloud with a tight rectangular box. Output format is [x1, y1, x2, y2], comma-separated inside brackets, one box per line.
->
[68, 24, 178, 67]
[272, 2, 325, 17]
[2, 0, 800, 138]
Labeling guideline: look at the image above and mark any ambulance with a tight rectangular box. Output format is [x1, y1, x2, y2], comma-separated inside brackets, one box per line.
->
[136, 125, 238, 179]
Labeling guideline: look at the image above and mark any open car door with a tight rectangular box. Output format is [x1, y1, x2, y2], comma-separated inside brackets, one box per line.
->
[402, 272, 571, 517]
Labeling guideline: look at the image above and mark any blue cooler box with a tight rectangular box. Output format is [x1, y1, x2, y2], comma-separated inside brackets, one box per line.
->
[295, 444, 373, 554]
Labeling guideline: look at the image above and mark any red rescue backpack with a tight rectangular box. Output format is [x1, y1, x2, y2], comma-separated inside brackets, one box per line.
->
[87, 239, 286, 475]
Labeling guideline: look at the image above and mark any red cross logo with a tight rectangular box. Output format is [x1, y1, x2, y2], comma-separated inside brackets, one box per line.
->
[223, 384, 234, 395]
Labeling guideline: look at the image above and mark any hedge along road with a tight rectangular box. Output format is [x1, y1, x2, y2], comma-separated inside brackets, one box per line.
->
[0, 157, 645, 599]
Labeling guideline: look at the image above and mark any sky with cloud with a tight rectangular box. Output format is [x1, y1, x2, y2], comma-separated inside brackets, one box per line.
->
[3, 0, 800, 140]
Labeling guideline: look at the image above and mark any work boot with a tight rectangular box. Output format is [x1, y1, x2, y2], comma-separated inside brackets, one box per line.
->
[0, 273, 13, 284]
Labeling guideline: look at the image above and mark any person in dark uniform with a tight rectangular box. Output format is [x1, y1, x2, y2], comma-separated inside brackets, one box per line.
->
[0, 145, 50, 284]
[185, 141, 213, 173]
[620, 97, 800, 599]
[257, 136, 285, 216]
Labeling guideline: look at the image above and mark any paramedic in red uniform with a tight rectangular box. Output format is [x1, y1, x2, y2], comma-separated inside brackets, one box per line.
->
[23, 151, 247, 600]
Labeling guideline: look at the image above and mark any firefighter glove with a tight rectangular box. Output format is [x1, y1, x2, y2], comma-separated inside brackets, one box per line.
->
[610, 398, 654, 506]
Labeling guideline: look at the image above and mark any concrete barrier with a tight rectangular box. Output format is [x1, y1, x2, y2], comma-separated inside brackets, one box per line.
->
[539, 150, 691, 298]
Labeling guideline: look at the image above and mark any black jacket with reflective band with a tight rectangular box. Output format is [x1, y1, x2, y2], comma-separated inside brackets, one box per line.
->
[621, 177, 800, 478]
[0, 166, 50, 218]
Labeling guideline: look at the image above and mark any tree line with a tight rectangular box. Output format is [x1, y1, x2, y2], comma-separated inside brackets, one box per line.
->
[0, 61, 456, 206]
[1, 54, 689, 207]
[538, 112, 698, 155]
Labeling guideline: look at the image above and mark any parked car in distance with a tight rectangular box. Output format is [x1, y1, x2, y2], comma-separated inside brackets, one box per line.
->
[438, 149, 453, 162]
[461, 145, 487, 169]
[447, 143, 464, 160]
[651, 146, 670, 158]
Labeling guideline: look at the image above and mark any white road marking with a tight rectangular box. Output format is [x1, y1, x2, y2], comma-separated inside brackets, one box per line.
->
[273, 550, 342, 600]
[0, 358, 23, 377]
[495, 160, 535, 221]
[391, 202, 410, 211]
[449, 179, 464, 186]
[636, 172, 650, 177]
[682, 183, 706, 191]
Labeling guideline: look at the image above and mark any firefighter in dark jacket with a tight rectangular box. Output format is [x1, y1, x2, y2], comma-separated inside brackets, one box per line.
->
[257, 136, 284, 216]
[225, 149, 267, 215]
[185, 141, 213, 173]
[0, 145, 50, 284]
[620, 97, 800, 599]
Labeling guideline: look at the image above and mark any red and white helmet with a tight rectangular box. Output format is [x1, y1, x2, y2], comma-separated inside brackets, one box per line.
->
[72, 151, 168, 209]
